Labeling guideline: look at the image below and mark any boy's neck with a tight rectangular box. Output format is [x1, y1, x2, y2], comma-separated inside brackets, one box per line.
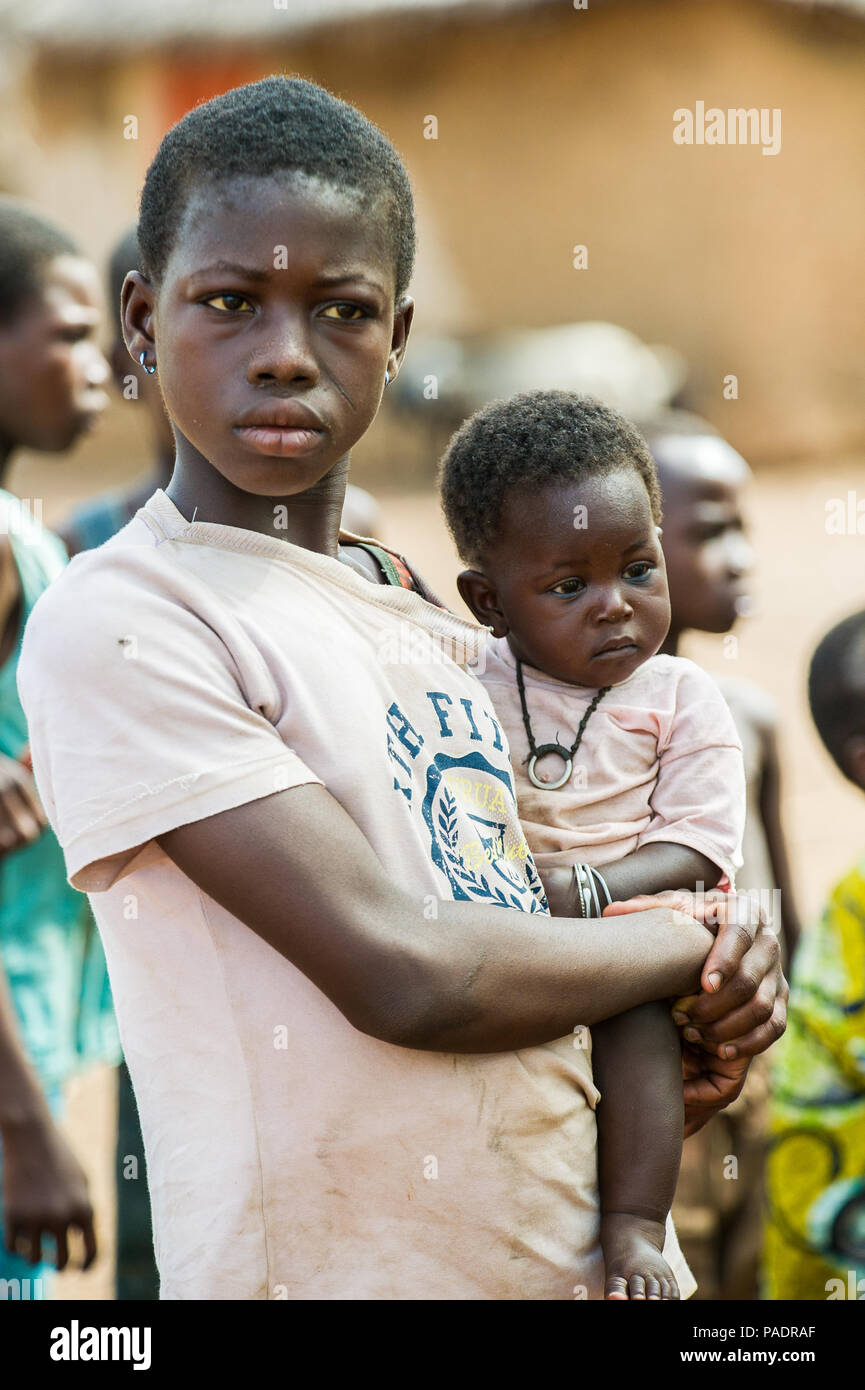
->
[165, 453, 350, 558]
[154, 446, 175, 490]
[660, 628, 681, 657]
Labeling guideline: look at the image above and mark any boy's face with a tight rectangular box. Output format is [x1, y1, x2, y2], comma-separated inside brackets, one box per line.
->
[653, 435, 753, 634]
[462, 469, 671, 688]
[0, 255, 109, 452]
[128, 173, 412, 497]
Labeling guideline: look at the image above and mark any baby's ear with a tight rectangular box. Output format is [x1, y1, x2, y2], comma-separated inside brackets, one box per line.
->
[456, 569, 509, 637]
[841, 733, 865, 793]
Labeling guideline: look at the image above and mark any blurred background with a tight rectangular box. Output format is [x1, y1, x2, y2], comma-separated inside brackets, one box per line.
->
[0, 0, 863, 1297]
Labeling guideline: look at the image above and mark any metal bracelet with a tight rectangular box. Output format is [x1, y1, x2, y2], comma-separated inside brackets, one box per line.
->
[572, 863, 612, 918]
[590, 866, 613, 909]
[572, 863, 589, 919]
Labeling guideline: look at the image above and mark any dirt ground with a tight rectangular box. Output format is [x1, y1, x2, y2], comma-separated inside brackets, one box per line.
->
[9, 419, 863, 1300]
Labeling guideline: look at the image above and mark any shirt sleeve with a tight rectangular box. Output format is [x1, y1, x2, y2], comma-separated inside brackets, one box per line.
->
[17, 548, 323, 893]
[636, 662, 746, 890]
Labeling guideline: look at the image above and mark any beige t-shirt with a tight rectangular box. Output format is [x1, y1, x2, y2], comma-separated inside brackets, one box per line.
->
[17, 489, 693, 1300]
[475, 638, 745, 890]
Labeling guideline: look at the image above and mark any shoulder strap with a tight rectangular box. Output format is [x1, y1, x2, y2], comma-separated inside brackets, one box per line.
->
[350, 540, 410, 589]
[348, 539, 446, 609]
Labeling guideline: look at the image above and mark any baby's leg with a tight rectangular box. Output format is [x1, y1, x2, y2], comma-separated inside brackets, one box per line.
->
[592, 999, 684, 1299]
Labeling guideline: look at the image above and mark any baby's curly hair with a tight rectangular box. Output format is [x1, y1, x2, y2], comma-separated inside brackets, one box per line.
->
[439, 390, 662, 567]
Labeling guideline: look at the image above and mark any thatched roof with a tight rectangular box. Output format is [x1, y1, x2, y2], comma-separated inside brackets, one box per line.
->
[0, 0, 861, 51]
[0, 0, 536, 48]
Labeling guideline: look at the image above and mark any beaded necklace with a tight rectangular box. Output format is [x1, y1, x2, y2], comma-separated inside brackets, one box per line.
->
[515, 657, 612, 790]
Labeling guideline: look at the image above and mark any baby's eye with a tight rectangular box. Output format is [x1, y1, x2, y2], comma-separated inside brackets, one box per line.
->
[624, 562, 655, 581]
[320, 303, 367, 321]
[548, 577, 585, 597]
[204, 293, 254, 314]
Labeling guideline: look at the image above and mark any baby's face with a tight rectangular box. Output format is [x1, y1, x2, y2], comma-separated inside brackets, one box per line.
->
[483, 470, 671, 687]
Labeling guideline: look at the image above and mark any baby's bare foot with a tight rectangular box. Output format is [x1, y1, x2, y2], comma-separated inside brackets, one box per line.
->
[601, 1213, 680, 1301]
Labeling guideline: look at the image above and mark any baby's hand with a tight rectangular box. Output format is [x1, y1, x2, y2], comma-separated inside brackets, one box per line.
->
[600, 1213, 680, 1300]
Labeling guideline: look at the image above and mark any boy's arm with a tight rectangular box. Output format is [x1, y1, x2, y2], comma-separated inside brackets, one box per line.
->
[157, 783, 714, 1053]
[592, 1001, 684, 1299]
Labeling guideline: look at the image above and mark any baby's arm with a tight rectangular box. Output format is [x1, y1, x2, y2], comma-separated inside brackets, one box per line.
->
[593, 842, 722, 907]
[592, 1000, 683, 1300]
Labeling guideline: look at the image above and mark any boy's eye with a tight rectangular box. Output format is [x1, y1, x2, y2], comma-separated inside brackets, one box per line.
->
[320, 303, 368, 321]
[204, 293, 254, 314]
[624, 562, 656, 581]
[548, 578, 585, 597]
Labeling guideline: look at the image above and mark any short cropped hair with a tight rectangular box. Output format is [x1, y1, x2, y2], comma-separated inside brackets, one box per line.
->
[439, 390, 662, 568]
[0, 197, 78, 327]
[808, 610, 865, 777]
[138, 76, 415, 297]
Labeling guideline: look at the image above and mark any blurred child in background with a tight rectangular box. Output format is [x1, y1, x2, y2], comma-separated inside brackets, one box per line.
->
[642, 409, 802, 1299]
[0, 196, 118, 1296]
[59, 227, 174, 556]
[763, 610, 865, 1300]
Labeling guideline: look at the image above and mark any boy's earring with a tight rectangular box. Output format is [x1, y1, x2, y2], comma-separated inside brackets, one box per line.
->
[385, 369, 391, 386]
[139, 351, 156, 375]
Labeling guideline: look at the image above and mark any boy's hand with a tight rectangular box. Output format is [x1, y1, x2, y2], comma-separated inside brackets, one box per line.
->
[1, 1114, 97, 1270]
[601, 1212, 680, 1300]
[603, 888, 787, 1060]
[681, 1042, 750, 1137]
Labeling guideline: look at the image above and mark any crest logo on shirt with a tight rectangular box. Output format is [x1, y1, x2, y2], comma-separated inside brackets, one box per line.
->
[386, 695, 548, 913]
[422, 752, 546, 911]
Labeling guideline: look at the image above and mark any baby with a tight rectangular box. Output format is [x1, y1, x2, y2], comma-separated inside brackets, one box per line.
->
[439, 390, 746, 1299]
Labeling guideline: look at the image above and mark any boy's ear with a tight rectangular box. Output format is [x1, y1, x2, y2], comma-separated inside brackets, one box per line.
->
[456, 569, 509, 637]
[841, 733, 865, 792]
[386, 295, 414, 386]
[121, 270, 156, 368]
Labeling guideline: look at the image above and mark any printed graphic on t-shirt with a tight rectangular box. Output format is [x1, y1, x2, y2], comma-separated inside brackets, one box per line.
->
[386, 691, 548, 913]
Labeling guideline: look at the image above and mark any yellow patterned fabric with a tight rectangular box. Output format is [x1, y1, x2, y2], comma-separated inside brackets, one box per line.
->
[764, 859, 865, 1299]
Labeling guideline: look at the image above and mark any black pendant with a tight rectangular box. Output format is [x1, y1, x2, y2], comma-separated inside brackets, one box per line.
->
[527, 742, 573, 790]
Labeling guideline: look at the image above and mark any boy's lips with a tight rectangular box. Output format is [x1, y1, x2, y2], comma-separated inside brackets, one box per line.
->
[234, 402, 326, 457]
[234, 425, 324, 457]
[236, 401, 325, 430]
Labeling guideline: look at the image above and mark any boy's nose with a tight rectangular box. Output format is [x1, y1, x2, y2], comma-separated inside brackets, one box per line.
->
[247, 314, 319, 385]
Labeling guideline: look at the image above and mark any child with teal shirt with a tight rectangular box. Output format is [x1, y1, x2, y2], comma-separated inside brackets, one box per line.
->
[0, 199, 118, 1296]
